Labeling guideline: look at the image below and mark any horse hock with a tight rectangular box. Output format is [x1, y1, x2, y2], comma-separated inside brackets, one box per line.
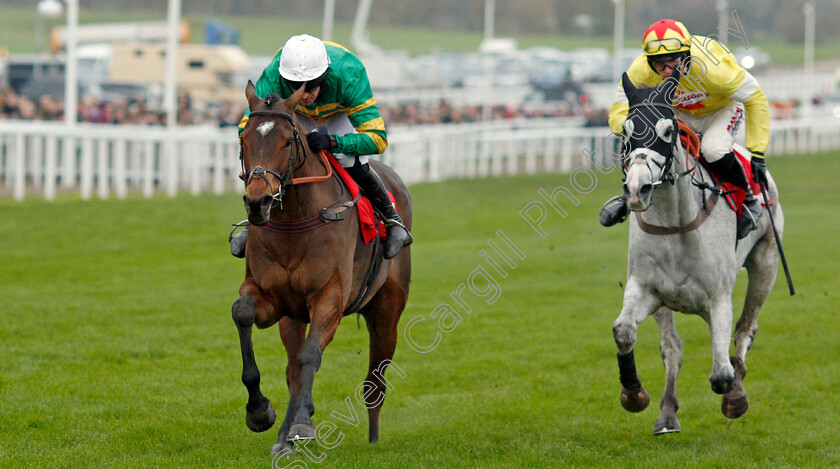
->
[232, 295, 277, 432]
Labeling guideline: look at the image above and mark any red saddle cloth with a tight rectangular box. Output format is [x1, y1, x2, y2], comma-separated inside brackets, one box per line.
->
[325, 153, 390, 244]
[706, 149, 763, 217]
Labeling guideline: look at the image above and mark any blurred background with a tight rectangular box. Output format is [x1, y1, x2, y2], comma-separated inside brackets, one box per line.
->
[1, 0, 839, 199]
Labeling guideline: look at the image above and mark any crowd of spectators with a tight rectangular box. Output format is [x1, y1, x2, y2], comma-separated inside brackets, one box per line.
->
[0, 86, 242, 126]
[1, 86, 606, 128]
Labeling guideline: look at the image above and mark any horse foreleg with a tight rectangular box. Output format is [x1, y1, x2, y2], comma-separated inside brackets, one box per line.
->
[653, 307, 682, 434]
[362, 293, 404, 443]
[286, 288, 344, 442]
[708, 295, 736, 395]
[613, 279, 660, 413]
[232, 295, 276, 433]
[272, 317, 307, 457]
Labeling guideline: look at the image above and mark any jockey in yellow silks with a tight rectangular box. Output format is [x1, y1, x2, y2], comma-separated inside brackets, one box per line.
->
[600, 19, 769, 239]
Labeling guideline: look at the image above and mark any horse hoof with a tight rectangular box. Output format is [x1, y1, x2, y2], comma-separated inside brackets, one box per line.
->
[722, 392, 749, 419]
[287, 423, 316, 441]
[620, 386, 650, 413]
[653, 414, 681, 435]
[246, 403, 276, 433]
[271, 441, 295, 458]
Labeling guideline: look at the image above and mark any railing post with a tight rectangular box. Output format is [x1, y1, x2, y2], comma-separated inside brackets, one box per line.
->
[44, 135, 57, 201]
[80, 137, 94, 200]
[165, 135, 178, 197]
[13, 134, 25, 201]
[143, 140, 155, 198]
[97, 139, 109, 199]
[114, 139, 127, 199]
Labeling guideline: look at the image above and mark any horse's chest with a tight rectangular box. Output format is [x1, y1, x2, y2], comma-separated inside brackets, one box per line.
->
[629, 248, 733, 313]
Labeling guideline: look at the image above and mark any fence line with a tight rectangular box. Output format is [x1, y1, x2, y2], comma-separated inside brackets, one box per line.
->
[2, 116, 839, 201]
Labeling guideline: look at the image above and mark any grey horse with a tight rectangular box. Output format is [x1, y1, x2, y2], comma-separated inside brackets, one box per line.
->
[611, 71, 783, 434]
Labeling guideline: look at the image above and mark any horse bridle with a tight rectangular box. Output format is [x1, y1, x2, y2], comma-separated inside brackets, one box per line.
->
[239, 109, 307, 207]
[625, 102, 695, 187]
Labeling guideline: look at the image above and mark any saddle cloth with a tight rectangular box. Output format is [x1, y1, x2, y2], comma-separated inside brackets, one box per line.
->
[326, 154, 390, 244]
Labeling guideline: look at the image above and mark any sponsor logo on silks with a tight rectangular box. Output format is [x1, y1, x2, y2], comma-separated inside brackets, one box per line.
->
[674, 91, 708, 110]
[726, 107, 744, 136]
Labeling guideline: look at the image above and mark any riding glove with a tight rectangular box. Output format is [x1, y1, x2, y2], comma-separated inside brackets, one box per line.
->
[306, 132, 334, 153]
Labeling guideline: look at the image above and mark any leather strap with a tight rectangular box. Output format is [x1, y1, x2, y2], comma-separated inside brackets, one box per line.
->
[292, 149, 333, 185]
[634, 192, 719, 235]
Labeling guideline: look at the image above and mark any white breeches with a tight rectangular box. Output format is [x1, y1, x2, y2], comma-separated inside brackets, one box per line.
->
[675, 102, 744, 163]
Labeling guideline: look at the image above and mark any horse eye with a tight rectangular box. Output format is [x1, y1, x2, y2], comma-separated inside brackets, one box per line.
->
[284, 138, 292, 148]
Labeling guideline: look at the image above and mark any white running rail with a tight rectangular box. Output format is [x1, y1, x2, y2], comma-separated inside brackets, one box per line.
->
[2, 116, 839, 201]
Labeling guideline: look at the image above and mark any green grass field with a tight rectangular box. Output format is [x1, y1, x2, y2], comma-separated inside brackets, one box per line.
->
[1, 151, 839, 468]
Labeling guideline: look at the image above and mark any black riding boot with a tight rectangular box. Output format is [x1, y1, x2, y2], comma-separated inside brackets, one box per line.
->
[599, 196, 629, 227]
[346, 162, 412, 259]
[230, 225, 248, 258]
[707, 152, 763, 239]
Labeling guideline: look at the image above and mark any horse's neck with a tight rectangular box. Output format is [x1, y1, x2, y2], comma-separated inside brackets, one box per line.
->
[648, 151, 705, 226]
[273, 156, 338, 220]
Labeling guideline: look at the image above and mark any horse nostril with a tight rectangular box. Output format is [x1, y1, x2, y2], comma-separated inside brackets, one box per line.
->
[260, 194, 274, 210]
[622, 184, 630, 197]
[639, 184, 653, 195]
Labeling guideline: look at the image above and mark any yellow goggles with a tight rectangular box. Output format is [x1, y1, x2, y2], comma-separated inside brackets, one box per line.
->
[645, 38, 688, 55]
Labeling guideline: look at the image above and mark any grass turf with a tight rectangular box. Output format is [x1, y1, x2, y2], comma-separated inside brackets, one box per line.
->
[1, 151, 839, 468]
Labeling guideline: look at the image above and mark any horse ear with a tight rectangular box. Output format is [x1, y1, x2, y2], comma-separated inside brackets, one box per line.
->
[245, 80, 258, 106]
[660, 66, 682, 103]
[621, 72, 637, 100]
[288, 84, 307, 108]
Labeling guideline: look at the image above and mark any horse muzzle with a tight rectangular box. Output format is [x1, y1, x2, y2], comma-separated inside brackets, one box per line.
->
[243, 194, 274, 226]
[624, 181, 653, 211]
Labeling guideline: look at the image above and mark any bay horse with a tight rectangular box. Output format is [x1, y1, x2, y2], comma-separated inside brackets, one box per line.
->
[612, 70, 783, 434]
[232, 81, 411, 455]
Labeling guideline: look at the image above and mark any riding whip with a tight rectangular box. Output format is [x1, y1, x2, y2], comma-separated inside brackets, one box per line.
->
[759, 179, 795, 296]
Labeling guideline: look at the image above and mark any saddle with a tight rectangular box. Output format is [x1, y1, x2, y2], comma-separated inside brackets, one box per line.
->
[678, 122, 763, 218]
[325, 154, 391, 244]
[702, 147, 763, 218]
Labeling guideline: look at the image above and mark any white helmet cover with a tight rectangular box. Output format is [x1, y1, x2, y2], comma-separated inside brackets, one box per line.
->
[278, 34, 330, 82]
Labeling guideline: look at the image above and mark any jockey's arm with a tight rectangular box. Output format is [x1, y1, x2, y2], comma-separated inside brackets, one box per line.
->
[333, 62, 388, 157]
[336, 106, 388, 157]
[726, 69, 770, 159]
[609, 100, 630, 136]
[740, 85, 770, 159]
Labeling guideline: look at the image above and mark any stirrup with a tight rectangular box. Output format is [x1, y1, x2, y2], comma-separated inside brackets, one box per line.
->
[599, 195, 629, 227]
[736, 197, 762, 239]
[229, 220, 249, 258]
[228, 220, 249, 243]
[384, 218, 413, 247]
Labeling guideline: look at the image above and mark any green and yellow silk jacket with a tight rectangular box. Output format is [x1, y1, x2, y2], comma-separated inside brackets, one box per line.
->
[239, 41, 387, 157]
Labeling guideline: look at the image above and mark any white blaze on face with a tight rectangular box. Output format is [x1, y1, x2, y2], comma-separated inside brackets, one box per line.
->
[256, 121, 275, 137]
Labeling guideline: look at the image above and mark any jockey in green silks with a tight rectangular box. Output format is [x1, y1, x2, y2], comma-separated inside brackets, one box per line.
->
[231, 34, 411, 259]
